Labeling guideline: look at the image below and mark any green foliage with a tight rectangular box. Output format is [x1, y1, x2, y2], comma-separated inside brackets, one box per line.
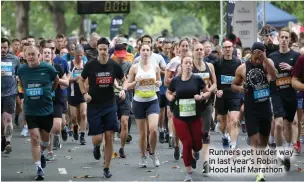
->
[1, 1, 303, 39]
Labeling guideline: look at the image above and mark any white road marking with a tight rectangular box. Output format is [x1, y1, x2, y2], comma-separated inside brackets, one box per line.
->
[58, 168, 67, 174]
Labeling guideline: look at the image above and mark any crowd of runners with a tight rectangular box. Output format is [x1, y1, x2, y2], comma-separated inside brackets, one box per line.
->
[1, 24, 304, 182]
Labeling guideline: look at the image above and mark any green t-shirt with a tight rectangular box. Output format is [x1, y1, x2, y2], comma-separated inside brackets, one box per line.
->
[17, 62, 58, 116]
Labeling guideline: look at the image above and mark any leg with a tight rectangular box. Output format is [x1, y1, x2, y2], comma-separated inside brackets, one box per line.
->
[79, 102, 87, 144]
[228, 111, 240, 149]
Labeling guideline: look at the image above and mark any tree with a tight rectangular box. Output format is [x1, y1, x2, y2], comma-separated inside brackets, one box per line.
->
[44, 1, 68, 35]
[15, 1, 30, 39]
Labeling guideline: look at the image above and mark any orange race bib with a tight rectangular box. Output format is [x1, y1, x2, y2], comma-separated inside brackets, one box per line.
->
[276, 76, 291, 86]
[139, 78, 155, 86]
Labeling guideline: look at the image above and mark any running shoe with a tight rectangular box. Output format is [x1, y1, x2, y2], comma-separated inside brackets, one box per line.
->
[159, 131, 165, 144]
[119, 148, 126, 158]
[93, 145, 101, 160]
[150, 154, 160, 167]
[256, 173, 265, 181]
[4, 141, 12, 154]
[174, 147, 180, 160]
[35, 167, 44, 181]
[202, 161, 209, 176]
[103, 168, 112, 178]
[184, 173, 192, 182]
[139, 156, 148, 168]
[46, 151, 54, 161]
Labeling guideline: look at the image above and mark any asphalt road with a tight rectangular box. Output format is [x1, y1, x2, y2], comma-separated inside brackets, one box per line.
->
[1, 119, 304, 181]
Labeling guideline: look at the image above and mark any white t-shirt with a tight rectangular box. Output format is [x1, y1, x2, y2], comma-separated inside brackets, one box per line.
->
[166, 56, 181, 77]
[133, 53, 166, 69]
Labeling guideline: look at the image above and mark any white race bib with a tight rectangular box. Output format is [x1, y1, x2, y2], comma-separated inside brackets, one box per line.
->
[179, 99, 196, 117]
[1, 62, 13, 76]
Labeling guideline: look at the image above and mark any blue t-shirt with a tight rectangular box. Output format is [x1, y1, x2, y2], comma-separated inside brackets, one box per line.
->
[17, 62, 58, 116]
[53, 55, 69, 96]
[159, 53, 170, 95]
[62, 53, 88, 64]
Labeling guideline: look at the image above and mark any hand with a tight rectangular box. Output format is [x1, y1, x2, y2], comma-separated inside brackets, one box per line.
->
[119, 90, 126, 100]
[216, 90, 223, 98]
[279, 62, 292, 71]
[60, 85, 68, 89]
[1, 70, 5, 76]
[202, 92, 211, 99]
[155, 80, 162, 88]
[167, 94, 175, 102]
[83, 93, 92, 103]
[238, 86, 247, 94]
[194, 94, 202, 101]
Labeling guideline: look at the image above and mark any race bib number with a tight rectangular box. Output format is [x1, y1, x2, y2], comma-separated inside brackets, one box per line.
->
[253, 88, 270, 100]
[194, 73, 210, 84]
[139, 78, 155, 86]
[276, 77, 291, 87]
[1, 62, 13, 76]
[179, 99, 196, 117]
[221, 75, 234, 84]
[96, 76, 113, 85]
[26, 88, 43, 97]
[73, 70, 82, 78]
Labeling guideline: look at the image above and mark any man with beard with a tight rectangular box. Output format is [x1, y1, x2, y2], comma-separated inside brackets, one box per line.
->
[232, 42, 278, 181]
[260, 25, 279, 57]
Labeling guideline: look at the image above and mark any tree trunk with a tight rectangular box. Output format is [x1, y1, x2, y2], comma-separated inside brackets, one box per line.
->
[79, 15, 85, 37]
[16, 1, 30, 39]
[46, 1, 67, 36]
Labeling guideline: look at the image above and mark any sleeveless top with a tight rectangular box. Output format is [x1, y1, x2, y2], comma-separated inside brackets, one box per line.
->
[68, 60, 84, 97]
[244, 60, 272, 117]
[134, 63, 157, 102]
[192, 61, 213, 105]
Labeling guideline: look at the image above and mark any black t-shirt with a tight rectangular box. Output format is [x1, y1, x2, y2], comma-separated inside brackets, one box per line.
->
[265, 44, 279, 58]
[81, 59, 124, 108]
[214, 56, 241, 98]
[168, 74, 206, 122]
[53, 64, 64, 104]
[269, 50, 301, 96]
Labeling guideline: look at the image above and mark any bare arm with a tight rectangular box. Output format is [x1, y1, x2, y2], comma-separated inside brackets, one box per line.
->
[292, 76, 304, 91]
[232, 64, 245, 93]
[79, 76, 87, 95]
[207, 63, 217, 92]
[263, 58, 278, 80]
[59, 73, 69, 87]
[164, 70, 173, 87]
[123, 65, 137, 90]
[166, 89, 175, 102]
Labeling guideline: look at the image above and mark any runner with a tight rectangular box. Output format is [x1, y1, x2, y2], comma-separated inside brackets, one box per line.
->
[166, 52, 209, 182]
[67, 44, 88, 145]
[42, 47, 69, 160]
[125, 43, 162, 168]
[18, 45, 59, 180]
[165, 39, 190, 159]
[214, 40, 242, 150]
[1, 38, 20, 154]
[158, 40, 171, 143]
[112, 44, 132, 158]
[192, 43, 217, 175]
[268, 28, 301, 168]
[292, 55, 304, 144]
[78, 37, 126, 178]
[232, 42, 278, 182]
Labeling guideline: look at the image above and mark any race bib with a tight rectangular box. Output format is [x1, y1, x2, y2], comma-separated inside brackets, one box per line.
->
[26, 88, 43, 97]
[221, 75, 234, 84]
[194, 73, 210, 84]
[253, 88, 270, 100]
[139, 78, 155, 86]
[179, 99, 196, 117]
[96, 76, 113, 85]
[72, 70, 82, 78]
[276, 76, 291, 87]
[1, 62, 13, 76]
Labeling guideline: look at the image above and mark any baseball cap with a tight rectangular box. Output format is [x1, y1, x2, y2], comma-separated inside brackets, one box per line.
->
[119, 37, 128, 45]
[114, 44, 127, 58]
[251, 42, 265, 52]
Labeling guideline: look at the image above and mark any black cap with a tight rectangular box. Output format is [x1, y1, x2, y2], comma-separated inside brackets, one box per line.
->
[97, 37, 110, 47]
[251, 42, 265, 52]
[114, 43, 126, 51]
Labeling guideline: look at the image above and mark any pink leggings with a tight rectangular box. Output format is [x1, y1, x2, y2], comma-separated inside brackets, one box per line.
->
[173, 116, 203, 167]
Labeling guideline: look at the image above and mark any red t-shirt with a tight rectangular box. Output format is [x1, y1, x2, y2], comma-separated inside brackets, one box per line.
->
[292, 55, 304, 93]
